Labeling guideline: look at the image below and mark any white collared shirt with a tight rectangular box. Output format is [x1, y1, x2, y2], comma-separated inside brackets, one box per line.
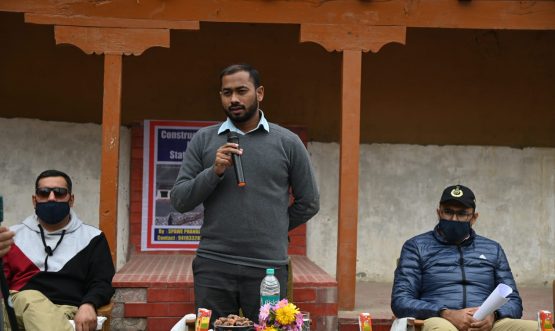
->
[217, 110, 270, 135]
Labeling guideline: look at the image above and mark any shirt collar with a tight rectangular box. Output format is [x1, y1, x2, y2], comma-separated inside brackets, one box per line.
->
[218, 110, 269, 135]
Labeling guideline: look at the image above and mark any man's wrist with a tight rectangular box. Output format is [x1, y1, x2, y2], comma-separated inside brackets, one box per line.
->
[439, 308, 449, 318]
[79, 302, 96, 311]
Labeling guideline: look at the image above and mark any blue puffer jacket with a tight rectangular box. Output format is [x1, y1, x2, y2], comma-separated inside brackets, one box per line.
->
[391, 226, 523, 320]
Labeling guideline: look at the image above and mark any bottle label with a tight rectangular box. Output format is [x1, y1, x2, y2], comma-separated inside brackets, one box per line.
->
[260, 295, 280, 306]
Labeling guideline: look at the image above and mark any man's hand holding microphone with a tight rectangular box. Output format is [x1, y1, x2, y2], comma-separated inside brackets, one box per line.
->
[213, 132, 246, 187]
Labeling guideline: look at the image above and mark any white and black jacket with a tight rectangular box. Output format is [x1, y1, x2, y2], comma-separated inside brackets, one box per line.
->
[3, 210, 115, 309]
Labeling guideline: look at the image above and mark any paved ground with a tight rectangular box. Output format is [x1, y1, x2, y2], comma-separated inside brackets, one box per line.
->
[339, 281, 553, 321]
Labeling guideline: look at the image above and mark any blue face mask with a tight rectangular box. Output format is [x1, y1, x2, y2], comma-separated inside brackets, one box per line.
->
[35, 201, 70, 225]
[438, 219, 471, 243]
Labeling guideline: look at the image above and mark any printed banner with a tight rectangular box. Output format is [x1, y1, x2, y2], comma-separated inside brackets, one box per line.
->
[141, 120, 216, 250]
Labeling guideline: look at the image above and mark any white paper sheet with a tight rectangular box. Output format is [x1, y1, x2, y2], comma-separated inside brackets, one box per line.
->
[171, 313, 197, 331]
[390, 317, 410, 331]
[68, 316, 107, 330]
[472, 283, 512, 320]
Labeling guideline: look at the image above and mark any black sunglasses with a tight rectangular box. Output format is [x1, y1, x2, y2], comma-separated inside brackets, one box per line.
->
[35, 187, 69, 199]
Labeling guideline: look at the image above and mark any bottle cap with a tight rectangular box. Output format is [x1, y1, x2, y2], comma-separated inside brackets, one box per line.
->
[266, 268, 275, 275]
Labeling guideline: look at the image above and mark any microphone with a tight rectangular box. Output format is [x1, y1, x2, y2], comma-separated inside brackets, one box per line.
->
[227, 132, 246, 187]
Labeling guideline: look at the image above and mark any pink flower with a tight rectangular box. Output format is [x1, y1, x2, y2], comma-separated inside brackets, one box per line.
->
[275, 299, 289, 309]
[295, 313, 304, 329]
[259, 303, 271, 322]
[256, 299, 304, 331]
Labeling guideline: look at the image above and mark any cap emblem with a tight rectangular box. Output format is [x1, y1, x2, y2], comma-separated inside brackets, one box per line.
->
[451, 186, 463, 198]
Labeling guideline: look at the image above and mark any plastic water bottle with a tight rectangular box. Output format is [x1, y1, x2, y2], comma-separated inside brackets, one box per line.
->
[260, 268, 280, 306]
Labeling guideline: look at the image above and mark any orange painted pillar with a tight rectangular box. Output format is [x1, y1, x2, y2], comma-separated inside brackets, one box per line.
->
[36, 22, 177, 266]
[300, 23, 405, 310]
[100, 54, 122, 264]
[337, 49, 362, 310]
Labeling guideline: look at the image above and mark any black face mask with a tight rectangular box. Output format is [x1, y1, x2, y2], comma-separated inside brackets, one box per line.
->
[35, 201, 70, 225]
[438, 219, 471, 243]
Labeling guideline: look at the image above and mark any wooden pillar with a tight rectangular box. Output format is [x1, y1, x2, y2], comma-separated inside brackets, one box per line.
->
[23, 14, 199, 264]
[301, 24, 406, 310]
[49, 25, 173, 265]
[100, 54, 122, 263]
[337, 50, 362, 309]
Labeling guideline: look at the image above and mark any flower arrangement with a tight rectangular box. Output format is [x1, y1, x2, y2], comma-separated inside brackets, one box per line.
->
[256, 299, 304, 331]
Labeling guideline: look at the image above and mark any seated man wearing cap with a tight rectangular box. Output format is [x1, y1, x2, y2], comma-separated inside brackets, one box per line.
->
[391, 185, 536, 331]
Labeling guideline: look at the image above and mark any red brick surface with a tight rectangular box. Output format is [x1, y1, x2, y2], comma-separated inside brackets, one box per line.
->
[293, 288, 317, 302]
[147, 317, 183, 331]
[113, 254, 338, 330]
[113, 254, 194, 287]
[146, 317, 182, 331]
[114, 255, 335, 289]
[125, 302, 195, 317]
[147, 288, 194, 302]
[292, 255, 337, 286]
[129, 125, 143, 253]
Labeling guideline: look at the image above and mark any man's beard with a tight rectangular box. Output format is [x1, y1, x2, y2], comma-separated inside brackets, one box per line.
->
[226, 101, 259, 123]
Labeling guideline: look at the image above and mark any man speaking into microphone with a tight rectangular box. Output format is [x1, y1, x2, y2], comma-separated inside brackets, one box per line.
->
[171, 63, 319, 325]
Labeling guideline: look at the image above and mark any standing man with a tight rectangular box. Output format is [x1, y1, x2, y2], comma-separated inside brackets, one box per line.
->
[171, 63, 319, 323]
[2, 169, 115, 331]
[391, 185, 536, 331]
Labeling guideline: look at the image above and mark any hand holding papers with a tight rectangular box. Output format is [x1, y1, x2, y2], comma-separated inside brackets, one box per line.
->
[171, 313, 197, 331]
[473, 283, 512, 320]
[69, 316, 107, 330]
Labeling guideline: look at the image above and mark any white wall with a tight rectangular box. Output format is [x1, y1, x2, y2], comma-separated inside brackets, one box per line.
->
[2, 118, 553, 286]
[307, 142, 555, 286]
[0, 118, 130, 269]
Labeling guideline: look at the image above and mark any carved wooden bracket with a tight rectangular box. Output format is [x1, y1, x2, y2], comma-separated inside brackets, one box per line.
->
[300, 24, 406, 53]
[24, 13, 200, 56]
[54, 26, 170, 56]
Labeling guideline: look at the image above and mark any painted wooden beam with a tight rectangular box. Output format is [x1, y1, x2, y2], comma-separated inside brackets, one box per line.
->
[53, 25, 170, 56]
[301, 24, 406, 53]
[4, 0, 555, 30]
[25, 13, 200, 30]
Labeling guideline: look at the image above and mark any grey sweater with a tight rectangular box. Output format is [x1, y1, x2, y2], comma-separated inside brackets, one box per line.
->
[171, 122, 319, 267]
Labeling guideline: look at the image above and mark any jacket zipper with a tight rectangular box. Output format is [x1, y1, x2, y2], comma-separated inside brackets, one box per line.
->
[458, 246, 467, 307]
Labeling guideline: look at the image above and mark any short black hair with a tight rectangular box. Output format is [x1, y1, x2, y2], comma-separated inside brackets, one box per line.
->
[35, 169, 72, 194]
[219, 63, 261, 88]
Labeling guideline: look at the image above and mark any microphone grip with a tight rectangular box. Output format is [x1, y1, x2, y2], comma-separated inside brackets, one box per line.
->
[227, 132, 246, 187]
[231, 154, 246, 187]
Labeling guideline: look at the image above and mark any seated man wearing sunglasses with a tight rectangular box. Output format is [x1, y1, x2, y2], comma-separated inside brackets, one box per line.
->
[391, 185, 536, 331]
[1, 169, 114, 331]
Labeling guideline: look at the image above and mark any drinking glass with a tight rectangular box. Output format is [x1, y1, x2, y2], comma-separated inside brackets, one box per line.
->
[301, 311, 311, 331]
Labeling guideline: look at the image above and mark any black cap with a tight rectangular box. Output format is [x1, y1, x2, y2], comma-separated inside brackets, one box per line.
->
[440, 185, 476, 209]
